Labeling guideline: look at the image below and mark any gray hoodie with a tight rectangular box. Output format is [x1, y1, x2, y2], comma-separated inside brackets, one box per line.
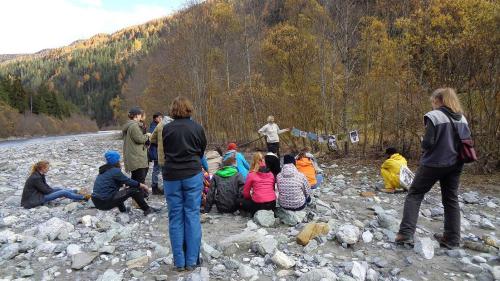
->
[420, 106, 471, 167]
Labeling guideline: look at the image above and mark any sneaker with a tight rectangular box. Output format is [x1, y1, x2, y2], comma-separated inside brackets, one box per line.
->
[395, 233, 414, 246]
[434, 233, 459, 249]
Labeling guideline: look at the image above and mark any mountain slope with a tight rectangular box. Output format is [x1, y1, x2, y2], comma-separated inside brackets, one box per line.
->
[0, 17, 169, 126]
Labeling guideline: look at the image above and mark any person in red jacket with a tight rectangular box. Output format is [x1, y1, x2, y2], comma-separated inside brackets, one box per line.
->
[240, 152, 276, 215]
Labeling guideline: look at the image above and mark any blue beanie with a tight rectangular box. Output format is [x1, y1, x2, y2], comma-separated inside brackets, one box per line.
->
[104, 150, 120, 165]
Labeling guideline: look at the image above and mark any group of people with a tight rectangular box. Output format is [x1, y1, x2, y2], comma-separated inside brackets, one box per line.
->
[20, 87, 472, 271]
[204, 145, 323, 216]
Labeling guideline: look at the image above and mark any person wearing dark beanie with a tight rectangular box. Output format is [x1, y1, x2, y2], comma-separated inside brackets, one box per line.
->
[283, 154, 296, 165]
[277, 154, 310, 211]
[92, 150, 159, 216]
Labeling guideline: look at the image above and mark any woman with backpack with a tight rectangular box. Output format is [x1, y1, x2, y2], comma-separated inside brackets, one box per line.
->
[396, 88, 472, 249]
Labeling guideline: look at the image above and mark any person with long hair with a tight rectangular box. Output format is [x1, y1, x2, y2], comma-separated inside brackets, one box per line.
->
[162, 96, 207, 271]
[396, 88, 472, 249]
[91, 150, 157, 215]
[21, 161, 89, 209]
[240, 152, 276, 215]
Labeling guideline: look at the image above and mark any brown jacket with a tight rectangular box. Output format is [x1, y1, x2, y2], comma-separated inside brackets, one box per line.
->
[150, 119, 167, 166]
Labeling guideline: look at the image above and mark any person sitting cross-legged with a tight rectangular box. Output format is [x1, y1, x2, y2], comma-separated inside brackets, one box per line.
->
[277, 155, 311, 211]
[204, 155, 245, 213]
[91, 150, 159, 216]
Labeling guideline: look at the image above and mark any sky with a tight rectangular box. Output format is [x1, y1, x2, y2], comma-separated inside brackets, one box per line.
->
[0, 0, 192, 54]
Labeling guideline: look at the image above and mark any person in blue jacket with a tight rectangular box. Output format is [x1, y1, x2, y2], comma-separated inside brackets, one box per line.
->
[223, 142, 250, 180]
[91, 150, 159, 216]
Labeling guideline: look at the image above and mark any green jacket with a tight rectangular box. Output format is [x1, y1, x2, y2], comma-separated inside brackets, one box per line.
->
[122, 120, 149, 172]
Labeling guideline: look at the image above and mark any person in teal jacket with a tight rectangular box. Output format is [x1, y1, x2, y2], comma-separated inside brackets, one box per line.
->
[223, 143, 250, 180]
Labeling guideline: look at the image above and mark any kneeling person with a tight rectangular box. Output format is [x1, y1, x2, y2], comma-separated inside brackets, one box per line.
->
[204, 156, 245, 213]
[92, 150, 158, 216]
[380, 147, 407, 193]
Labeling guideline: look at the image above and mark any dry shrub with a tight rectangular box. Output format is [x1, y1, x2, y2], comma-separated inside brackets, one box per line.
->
[0, 104, 98, 138]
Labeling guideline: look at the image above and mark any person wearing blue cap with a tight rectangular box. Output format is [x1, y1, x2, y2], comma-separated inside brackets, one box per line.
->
[91, 150, 159, 216]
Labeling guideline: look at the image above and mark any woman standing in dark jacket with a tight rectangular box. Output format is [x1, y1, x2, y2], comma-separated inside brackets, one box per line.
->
[21, 161, 89, 209]
[162, 96, 207, 271]
[396, 88, 472, 249]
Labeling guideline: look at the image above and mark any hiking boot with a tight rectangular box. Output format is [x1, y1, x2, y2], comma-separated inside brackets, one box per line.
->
[395, 233, 414, 246]
[144, 206, 161, 216]
[434, 233, 459, 249]
[83, 194, 91, 201]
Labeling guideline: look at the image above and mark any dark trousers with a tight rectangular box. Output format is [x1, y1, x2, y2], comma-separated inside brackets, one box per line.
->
[398, 163, 463, 244]
[92, 187, 150, 212]
[132, 168, 149, 197]
[131, 168, 149, 183]
[267, 142, 280, 158]
[239, 199, 276, 215]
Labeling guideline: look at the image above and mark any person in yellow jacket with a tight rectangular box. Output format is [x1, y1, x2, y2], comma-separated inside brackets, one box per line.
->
[380, 147, 408, 193]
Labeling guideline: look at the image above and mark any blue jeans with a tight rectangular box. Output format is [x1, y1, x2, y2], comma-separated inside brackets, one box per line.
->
[44, 188, 84, 203]
[164, 173, 203, 268]
[152, 161, 161, 186]
[311, 174, 324, 189]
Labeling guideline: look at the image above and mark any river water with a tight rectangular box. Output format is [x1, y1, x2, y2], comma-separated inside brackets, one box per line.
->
[0, 131, 119, 149]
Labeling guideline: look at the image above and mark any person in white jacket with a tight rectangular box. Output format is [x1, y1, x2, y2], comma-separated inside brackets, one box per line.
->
[258, 115, 289, 158]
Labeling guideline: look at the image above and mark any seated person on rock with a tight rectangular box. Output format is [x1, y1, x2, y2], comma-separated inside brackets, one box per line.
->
[264, 151, 281, 178]
[21, 161, 90, 209]
[277, 155, 311, 211]
[204, 155, 245, 213]
[380, 147, 407, 193]
[296, 149, 320, 189]
[240, 152, 276, 215]
[223, 142, 250, 180]
[302, 146, 324, 187]
[91, 150, 159, 216]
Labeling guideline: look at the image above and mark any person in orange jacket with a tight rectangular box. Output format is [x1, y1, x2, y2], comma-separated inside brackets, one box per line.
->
[296, 150, 320, 189]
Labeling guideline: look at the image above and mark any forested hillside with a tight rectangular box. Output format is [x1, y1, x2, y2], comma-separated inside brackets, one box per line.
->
[1, 0, 498, 169]
[118, 0, 498, 169]
[0, 17, 168, 127]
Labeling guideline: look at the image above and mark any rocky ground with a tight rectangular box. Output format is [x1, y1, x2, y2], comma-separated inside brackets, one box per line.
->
[0, 132, 498, 281]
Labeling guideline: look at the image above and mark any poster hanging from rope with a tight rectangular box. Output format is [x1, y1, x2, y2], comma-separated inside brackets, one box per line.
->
[289, 128, 358, 150]
[327, 135, 338, 151]
[307, 132, 318, 141]
[349, 130, 360, 143]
